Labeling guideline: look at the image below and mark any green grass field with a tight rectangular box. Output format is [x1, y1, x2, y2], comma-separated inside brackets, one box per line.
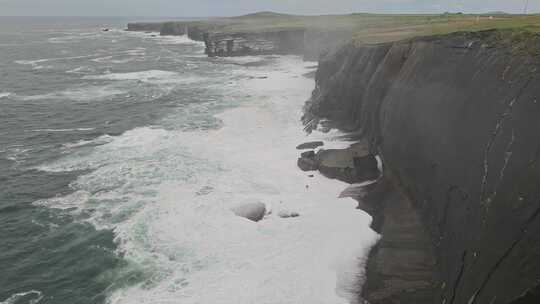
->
[184, 12, 540, 45]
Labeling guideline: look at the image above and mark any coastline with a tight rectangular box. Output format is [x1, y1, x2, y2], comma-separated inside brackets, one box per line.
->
[124, 15, 540, 303]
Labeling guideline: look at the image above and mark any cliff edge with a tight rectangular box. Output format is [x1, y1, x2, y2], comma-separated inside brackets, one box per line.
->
[303, 29, 540, 304]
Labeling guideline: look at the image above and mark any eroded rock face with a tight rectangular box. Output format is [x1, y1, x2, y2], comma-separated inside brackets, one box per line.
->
[204, 30, 307, 57]
[231, 203, 266, 222]
[160, 22, 186, 36]
[304, 30, 540, 303]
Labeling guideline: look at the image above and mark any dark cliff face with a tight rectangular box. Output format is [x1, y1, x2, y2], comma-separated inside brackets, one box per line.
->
[160, 22, 187, 36]
[304, 30, 540, 303]
[127, 22, 351, 60]
[126, 22, 163, 32]
[203, 30, 306, 57]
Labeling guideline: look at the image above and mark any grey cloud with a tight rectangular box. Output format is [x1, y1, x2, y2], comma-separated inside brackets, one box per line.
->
[0, 0, 537, 16]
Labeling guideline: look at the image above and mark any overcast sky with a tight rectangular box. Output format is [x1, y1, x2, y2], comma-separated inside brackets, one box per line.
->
[0, 0, 538, 16]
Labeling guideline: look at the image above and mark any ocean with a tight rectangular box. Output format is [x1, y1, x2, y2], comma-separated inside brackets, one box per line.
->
[0, 17, 378, 304]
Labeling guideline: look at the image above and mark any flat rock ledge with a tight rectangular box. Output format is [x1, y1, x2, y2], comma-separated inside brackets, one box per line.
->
[296, 141, 324, 150]
[297, 142, 380, 184]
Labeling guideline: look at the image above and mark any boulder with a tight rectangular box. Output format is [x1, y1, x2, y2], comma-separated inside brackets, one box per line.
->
[297, 157, 318, 171]
[278, 211, 300, 218]
[314, 142, 380, 183]
[296, 141, 324, 150]
[301, 150, 316, 159]
[231, 202, 266, 222]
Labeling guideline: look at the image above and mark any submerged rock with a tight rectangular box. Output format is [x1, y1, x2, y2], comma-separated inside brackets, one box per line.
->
[231, 202, 266, 222]
[296, 141, 324, 150]
[278, 210, 300, 218]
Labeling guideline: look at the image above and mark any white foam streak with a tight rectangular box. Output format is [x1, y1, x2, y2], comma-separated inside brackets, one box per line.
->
[15, 86, 126, 102]
[30, 128, 95, 133]
[155, 35, 205, 46]
[0, 290, 43, 304]
[83, 70, 179, 82]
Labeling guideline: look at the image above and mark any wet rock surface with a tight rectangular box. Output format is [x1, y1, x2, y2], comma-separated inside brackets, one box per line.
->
[231, 203, 266, 222]
[297, 151, 318, 171]
[296, 141, 324, 150]
[304, 30, 540, 303]
[297, 141, 380, 184]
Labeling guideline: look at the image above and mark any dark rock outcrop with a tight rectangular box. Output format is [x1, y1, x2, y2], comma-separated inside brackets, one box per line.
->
[316, 142, 379, 184]
[160, 22, 187, 36]
[296, 142, 381, 184]
[304, 30, 540, 304]
[297, 151, 318, 171]
[296, 141, 324, 150]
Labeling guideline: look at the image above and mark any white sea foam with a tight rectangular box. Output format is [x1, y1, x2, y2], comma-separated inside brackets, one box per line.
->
[83, 70, 203, 91]
[0, 92, 11, 99]
[125, 30, 203, 46]
[220, 55, 268, 65]
[66, 66, 96, 74]
[0, 290, 42, 304]
[36, 56, 378, 304]
[15, 86, 126, 102]
[154, 35, 205, 46]
[5, 147, 32, 163]
[16, 49, 145, 70]
[84, 70, 178, 81]
[125, 48, 146, 56]
[91, 49, 144, 64]
[30, 128, 95, 133]
[48, 32, 101, 44]
[62, 135, 114, 149]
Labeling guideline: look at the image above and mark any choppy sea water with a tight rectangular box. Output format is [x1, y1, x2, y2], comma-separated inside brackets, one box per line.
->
[0, 17, 378, 304]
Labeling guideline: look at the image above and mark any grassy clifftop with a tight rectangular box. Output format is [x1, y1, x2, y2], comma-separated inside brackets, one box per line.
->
[179, 12, 540, 43]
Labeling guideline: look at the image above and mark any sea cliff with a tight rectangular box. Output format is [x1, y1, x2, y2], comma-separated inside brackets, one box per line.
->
[127, 14, 540, 302]
[127, 21, 351, 60]
[303, 30, 540, 303]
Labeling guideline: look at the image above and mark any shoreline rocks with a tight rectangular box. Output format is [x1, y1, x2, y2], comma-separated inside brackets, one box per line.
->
[296, 142, 381, 184]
